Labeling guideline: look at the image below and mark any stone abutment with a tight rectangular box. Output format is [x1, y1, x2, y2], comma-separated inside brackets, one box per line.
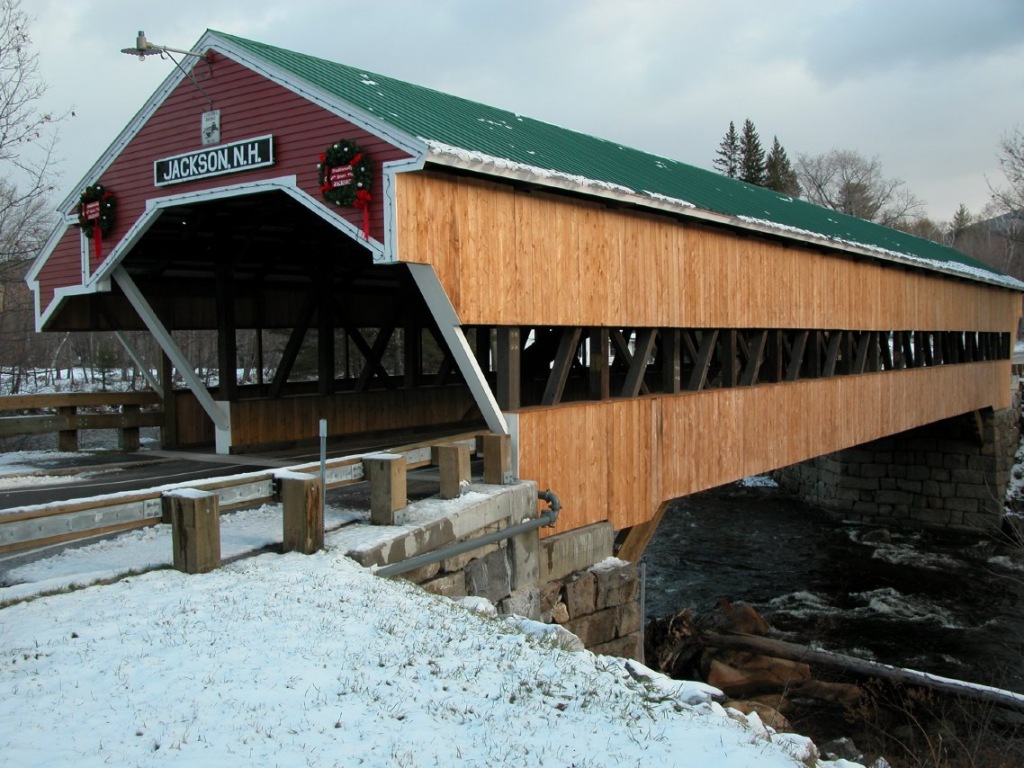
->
[776, 400, 1021, 534]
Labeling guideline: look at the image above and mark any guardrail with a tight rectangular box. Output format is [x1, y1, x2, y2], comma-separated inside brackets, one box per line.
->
[0, 392, 163, 451]
[0, 431, 496, 554]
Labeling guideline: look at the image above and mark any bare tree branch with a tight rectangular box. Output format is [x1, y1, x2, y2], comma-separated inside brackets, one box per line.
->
[796, 149, 925, 228]
[990, 127, 1024, 226]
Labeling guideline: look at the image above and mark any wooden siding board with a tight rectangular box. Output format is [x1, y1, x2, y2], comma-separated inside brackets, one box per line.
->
[36, 55, 413, 321]
[228, 386, 476, 448]
[395, 173, 1020, 334]
[515, 362, 1011, 534]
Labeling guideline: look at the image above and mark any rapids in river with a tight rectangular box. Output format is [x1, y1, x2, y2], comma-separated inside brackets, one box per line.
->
[643, 481, 1024, 694]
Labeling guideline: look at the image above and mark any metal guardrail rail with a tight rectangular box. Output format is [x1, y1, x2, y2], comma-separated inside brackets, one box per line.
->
[0, 432, 482, 554]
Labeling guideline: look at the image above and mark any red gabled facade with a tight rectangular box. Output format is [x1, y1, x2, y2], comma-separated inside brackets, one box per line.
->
[34, 51, 414, 324]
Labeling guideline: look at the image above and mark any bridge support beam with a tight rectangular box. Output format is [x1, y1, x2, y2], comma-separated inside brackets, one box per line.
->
[777, 404, 1020, 533]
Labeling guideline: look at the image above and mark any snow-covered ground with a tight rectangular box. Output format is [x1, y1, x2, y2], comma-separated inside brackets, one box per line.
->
[0, 453, 862, 767]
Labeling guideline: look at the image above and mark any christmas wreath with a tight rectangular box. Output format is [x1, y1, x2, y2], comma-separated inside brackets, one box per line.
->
[76, 184, 115, 238]
[317, 140, 372, 208]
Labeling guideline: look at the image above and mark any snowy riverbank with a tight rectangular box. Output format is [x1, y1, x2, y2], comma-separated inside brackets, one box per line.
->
[0, 445, 862, 767]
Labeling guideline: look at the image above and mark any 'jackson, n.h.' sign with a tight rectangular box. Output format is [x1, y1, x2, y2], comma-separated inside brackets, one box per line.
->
[154, 135, 274, 186]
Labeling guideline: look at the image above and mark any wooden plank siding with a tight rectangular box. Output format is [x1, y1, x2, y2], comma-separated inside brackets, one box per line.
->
[36, 55, 412, 321]
[517, 361, 1013, 534]
[396, 172, 1020, 535]
[227, 386, 478, 450]
[395, 172, 1020, 332]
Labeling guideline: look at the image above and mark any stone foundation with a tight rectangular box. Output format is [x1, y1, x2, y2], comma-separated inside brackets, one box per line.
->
[776, 406, 1020, 533]
[538, 559, 642, 659]
[397, 517, 642, 660]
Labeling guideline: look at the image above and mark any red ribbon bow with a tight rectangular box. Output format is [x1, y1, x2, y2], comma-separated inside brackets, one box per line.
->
[354, 189, 372, 240]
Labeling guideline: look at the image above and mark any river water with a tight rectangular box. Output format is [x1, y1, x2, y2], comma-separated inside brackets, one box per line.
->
[643, 480, 1024, 694]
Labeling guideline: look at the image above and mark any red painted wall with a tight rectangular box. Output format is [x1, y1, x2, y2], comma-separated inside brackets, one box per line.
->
[36, 52, 412, 318]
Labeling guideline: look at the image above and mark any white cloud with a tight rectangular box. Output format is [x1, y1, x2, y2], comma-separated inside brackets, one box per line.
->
[23, 0, 1024, 222]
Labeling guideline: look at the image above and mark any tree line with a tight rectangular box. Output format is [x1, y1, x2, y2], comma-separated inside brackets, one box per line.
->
[711, 117, 1024, 284]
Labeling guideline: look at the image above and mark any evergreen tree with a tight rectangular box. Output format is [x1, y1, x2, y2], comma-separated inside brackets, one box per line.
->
[947, 204, 973, 247]
[765, 137, 801, 196]
[739, 119, 766, 186]
[713, 121, 740, 178]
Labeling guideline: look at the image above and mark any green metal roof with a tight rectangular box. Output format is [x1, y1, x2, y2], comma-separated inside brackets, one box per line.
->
[214, 31, 1014, 287]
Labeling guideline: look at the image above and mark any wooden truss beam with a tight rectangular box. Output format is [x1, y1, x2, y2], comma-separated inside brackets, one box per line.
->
[686, 330, 719, 392]
[739, 330, 768, 387]
[785, 330, 809, 382]
[622, 329, 657, 398]
[542, 328, 582, 406]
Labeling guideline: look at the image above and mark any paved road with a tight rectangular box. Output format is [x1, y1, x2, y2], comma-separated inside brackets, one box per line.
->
[0, 431, 459, 511]
[0, 450, 302, 511]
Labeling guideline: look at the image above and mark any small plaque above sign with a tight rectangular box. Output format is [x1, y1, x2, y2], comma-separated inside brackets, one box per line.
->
[201, 109, 221, 146]
[154, 135, 274, 186]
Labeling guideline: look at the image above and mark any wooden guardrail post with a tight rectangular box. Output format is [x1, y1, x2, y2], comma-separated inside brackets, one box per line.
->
[119, 404, 141, 451]
[363, 453, 406, 525]
[438, 443, 471, 499]
[57, 406, 77, 452]
[163, 489, 221, 574]
[482, 434, 512, 485]
[278, 470, 323, 554]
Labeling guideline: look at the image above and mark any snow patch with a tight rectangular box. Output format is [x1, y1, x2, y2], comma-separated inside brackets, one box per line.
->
[738, 216, 1023, 289]
[739, 474, 779, 488]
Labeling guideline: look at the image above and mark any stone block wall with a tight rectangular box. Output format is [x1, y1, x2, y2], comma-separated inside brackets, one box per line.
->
[538, 559, 642, 659]
[404, 521, 642, 660]
[776, 405, 1020, 532]
[409, 518, 516, 602]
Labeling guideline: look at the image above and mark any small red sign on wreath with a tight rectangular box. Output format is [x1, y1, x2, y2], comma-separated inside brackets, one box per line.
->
[318, 139, 372, 239]
[328, 165, 354, 188]
[76, 183, 116, 268]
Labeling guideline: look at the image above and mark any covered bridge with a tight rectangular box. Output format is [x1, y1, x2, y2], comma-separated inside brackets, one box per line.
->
[28, 31, 1022, 555]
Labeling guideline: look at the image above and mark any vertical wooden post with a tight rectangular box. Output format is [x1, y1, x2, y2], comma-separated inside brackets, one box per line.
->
[364, 453, 406, 525]
[438, 443, 471, 499]
[496, 327, 521, 410]
[164, 489, 221, 574]
[589, 328, 610, 400]
[278, 470, 324, 554]
[160, 352, 178, 448]
[404, 325, 422, 388]
[660, 328, 681, 394]
[317, 270, 335, 396]
[474, 326, 492, 372]
[215, 260, 238, 401]
[482, 434, 512, 485]
[57, 405, 77, 452]
[721, 330, 739, 388]
[119, 404, 141, 451]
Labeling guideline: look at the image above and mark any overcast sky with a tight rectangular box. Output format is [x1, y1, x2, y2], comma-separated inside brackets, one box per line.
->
[27, 0, 1024, 222]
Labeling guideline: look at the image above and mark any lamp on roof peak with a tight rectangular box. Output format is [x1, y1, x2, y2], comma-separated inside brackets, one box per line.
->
[120, 30, 204, 61]
[120, 31, 214, 111]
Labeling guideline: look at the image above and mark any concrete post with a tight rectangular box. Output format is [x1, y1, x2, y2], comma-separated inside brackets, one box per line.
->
[164, 489, 221, 574]
[438, 443, 471, 499]
[364, 453, 406, 525]
[509, 527, 540, 590]
[278, 470, 324, 554]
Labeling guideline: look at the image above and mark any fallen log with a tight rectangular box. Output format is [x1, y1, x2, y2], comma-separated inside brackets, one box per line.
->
[701, 631, 1024, 714]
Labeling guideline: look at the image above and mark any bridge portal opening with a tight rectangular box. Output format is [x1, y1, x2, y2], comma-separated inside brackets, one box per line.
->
[39, 191, 490, 453]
